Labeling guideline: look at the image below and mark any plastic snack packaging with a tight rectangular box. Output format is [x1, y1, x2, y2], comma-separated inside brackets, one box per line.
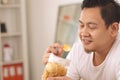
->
[42, 53, 70, 80]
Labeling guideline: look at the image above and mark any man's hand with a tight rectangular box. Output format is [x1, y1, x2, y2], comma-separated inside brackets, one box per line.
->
[47, 76, 72, 80]
[42, 43, 63, 65]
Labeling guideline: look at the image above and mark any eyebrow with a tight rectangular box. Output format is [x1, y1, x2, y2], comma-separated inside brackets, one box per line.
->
[79, 20, 97, 25]
[87, 22, 97, 25]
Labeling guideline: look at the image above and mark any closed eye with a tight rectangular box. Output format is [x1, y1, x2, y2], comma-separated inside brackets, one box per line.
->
[79, 23, 84, 29]
[87, 22, 97, 29]
[88, 24, 97, 29]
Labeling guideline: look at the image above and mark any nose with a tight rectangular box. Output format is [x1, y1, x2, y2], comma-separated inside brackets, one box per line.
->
[79, 27, 90, 37]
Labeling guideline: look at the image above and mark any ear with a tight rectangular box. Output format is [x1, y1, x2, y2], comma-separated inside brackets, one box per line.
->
[109, 22, 119, 37]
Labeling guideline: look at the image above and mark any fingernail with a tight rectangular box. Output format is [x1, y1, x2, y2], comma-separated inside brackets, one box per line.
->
[47, 77, 53, 80]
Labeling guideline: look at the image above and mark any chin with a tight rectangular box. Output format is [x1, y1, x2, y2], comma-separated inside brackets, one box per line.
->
[84, 48, 94, 53]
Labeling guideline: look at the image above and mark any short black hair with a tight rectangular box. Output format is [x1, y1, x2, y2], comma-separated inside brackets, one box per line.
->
[81, 0, 120, 27]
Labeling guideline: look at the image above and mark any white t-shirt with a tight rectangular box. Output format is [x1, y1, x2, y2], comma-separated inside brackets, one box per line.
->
[66, 33, 120, 80]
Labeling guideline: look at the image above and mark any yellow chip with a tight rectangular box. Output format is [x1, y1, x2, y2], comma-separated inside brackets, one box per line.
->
[63, 44, 71, 52]
[42, 62, 67, 80]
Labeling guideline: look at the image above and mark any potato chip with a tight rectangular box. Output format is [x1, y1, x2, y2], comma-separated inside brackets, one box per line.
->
[63, 44, 71, 52]
[42, 53, 70, 80]
[42, 62, 67, 80]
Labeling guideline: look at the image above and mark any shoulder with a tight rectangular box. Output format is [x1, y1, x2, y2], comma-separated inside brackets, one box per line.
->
[108, 33, 120, 72]
[111, 32, 120, 52]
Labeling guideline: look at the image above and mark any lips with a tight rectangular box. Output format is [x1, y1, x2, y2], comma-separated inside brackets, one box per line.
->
[81, 39, 92, 45]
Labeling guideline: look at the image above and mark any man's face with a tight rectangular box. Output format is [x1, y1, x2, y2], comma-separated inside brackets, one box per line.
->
[79, 7, 113, 53]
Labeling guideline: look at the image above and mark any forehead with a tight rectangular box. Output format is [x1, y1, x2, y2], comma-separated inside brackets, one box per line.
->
[79, 7, 104, 23]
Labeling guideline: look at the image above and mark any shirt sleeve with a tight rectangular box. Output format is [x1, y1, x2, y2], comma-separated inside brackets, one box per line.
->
[116, 61, 120, 80]
[115, 33, 120, 80]
[66, 43, 81, 80]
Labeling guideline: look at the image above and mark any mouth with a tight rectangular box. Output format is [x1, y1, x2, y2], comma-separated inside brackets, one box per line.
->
[81, 39, 92, 45]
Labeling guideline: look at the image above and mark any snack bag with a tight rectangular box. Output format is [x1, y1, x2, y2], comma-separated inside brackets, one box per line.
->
[42, 53, 70, 80]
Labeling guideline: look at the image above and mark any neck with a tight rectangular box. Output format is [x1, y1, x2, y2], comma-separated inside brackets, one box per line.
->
[93, 39, 115, 66]
[93, 51, 108, 66]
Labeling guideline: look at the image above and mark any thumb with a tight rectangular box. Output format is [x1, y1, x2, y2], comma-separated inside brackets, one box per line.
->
[47, 77, 64, 80]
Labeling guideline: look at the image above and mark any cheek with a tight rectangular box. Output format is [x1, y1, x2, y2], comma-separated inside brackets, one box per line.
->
[91, 32, 101, 39]
[92, 32, 108, 43]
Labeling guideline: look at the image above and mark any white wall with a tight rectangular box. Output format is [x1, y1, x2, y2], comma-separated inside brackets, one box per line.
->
[59, 0, 82, 5]
[27, 0, 59, 80]
[26, 0, 44, 80]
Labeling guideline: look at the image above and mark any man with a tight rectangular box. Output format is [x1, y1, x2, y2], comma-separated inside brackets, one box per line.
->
[42, 0, 120, 80]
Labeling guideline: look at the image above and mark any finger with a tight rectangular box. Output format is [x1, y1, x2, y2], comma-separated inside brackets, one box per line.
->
[47, 76, 71, 80]
[53, 43, 62, 47]
[53, 43, 64, 56]
[46, 46, 58, 54]
[42, 57, 48, 64]
[42, 44, 59, 64]
[42, 53, 51, 64]
[47, 77, 64, 80]
[57, 47, 63, 56]
[42, 43, 63, 65]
